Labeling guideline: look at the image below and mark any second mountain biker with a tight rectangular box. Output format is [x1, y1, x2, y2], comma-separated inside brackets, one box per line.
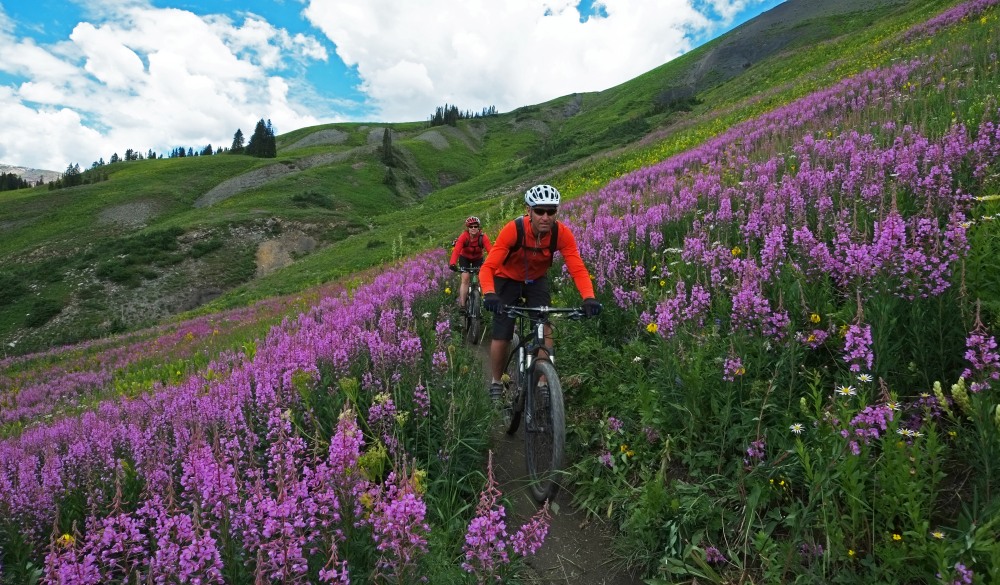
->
[450, 216, 493, 314]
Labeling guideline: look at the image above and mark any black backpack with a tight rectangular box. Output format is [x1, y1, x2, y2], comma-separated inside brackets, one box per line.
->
[503, 216, 559, 264]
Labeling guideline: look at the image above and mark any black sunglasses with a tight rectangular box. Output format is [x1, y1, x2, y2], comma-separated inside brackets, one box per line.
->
[531, 207, 558, 216]
[468, 225, 480, 229]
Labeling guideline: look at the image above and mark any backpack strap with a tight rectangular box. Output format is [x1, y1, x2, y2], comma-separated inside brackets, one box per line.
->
[503, 216, 559, 264]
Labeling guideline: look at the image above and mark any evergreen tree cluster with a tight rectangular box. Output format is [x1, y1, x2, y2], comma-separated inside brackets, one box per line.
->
[429, 103, 498, 127]
[41, 115, 277, 193]
[243, 119, 277, 158]
[0, 172, 33, 192]
[47, 163, 108, 190]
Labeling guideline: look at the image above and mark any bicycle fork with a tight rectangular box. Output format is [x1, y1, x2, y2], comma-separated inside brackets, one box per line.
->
[523, 320, 552, 431]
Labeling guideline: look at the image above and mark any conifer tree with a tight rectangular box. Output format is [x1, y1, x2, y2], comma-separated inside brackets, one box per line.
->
[230, 128, 245, 154]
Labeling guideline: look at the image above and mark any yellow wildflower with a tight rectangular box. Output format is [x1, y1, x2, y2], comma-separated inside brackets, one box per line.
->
[848, 549, 855, 558]
[646, 323, 658, 334]
[412, 469, 428, 494]
[445, 287, 452, 294]
[931, 530, 945, 540]
[57, 533, 75, 547]
[731, 246, 742, 257]
[892, 533, 902, 541]
[810, 313, 821, 323]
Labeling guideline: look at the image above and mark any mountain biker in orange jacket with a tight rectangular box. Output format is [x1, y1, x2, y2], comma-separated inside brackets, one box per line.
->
[449, 216, 493, 313]
[480, 184, 601, 401]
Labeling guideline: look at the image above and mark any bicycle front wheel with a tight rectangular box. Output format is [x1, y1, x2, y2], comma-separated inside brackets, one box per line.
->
[524, 359, 565, 503]
[501, 334, 523, 435]
[466, 288, 483, 344]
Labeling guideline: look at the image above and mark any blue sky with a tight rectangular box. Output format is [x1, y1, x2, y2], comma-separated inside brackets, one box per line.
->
[0, 0, 782, 171]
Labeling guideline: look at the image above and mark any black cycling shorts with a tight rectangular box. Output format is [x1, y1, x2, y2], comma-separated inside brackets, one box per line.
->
[458, 256, 484, 269]
[491, 276, 550, 341]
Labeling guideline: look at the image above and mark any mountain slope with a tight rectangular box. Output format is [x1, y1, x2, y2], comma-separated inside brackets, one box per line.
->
[0, 0, 956, 357]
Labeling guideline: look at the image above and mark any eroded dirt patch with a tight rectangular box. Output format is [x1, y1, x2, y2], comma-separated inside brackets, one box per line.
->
[98, 200, 162, 228]
[415, 130, 450, 150]
[255, 231, 317, 277]
[284, 128, 349, 151]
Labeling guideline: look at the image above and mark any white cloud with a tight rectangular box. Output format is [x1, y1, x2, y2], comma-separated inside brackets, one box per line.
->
[0, 0, 771, 170]
[302, 0, 747, 121]
[0, 2, 327, 170]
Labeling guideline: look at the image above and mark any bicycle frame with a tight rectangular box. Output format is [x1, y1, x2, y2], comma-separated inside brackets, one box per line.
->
[457, 266, 484, 343]
[457, 266, 481, 318]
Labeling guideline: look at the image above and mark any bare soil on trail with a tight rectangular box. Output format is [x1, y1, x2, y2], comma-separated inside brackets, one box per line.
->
[474, 342, 642, 585]
[490, 428, 643, 585]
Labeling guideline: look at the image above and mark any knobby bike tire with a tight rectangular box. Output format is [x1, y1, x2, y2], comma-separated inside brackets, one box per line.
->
[524, 359, 565, 503]
[502, 334, 523, 435]
[466, 288, 483, 344]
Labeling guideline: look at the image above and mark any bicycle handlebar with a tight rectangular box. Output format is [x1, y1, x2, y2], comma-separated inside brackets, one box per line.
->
[501, 305, 587, 320]
[455, 266, 481, 274]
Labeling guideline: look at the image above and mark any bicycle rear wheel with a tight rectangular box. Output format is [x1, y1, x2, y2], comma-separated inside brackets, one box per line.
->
[501, 334, 523, 435]
[524, 359, 565, 503]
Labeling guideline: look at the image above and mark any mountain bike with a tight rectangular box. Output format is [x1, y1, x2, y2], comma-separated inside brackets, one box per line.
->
[457, 266, 484, 344]
[499, 304, 587, 503]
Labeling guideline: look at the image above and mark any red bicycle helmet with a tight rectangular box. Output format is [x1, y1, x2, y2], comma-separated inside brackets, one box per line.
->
[465, 216, 481, 227]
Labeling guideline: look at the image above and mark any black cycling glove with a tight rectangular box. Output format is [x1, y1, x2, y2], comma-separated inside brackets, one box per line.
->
[483, 293, 503, 314]
[582, 298, 603, 317]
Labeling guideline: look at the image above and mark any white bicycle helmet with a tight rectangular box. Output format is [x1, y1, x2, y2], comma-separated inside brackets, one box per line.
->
[524, 184, 561, 207]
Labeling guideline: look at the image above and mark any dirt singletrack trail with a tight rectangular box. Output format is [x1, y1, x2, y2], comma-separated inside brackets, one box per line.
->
[473, 339, 642, 585]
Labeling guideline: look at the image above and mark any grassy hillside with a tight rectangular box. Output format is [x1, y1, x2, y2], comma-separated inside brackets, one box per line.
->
[0, 0, 948, 358]
[2, 0, 1000, 583]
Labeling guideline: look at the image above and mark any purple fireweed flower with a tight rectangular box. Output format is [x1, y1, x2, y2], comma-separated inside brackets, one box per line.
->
[367, 470, 431, 583]
[462, 451, 548, 583]
[723, 355, 745, 382]
[961, 315, 1000, 392]
[796, 329, 829, 349]
[743, 439, 766, 468]
[607, 417, 623, 433]
[705, 546, 726, 564]
[652, 281, 711, 339]
[846, 404, 896, 447]
[799, 542, 825, 560]
[599, 451, 614, 468]
[148, 510, 224, 585]
[843, 322, 874, 373]
[511, 503, 551, 557]
[412, 383, 430, 417]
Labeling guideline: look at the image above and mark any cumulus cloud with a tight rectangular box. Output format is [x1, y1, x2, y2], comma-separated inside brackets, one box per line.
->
[302, 0, 760, 121]
[0, 1, 329, 170]
[0, 0, 771, 170]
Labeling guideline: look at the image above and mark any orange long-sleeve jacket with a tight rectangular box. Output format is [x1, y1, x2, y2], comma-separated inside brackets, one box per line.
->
[480, 215, 595, 299]
[449, 230, 493, 264]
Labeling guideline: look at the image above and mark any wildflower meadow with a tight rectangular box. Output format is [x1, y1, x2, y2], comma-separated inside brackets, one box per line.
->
[2, 0, 1000, 583]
